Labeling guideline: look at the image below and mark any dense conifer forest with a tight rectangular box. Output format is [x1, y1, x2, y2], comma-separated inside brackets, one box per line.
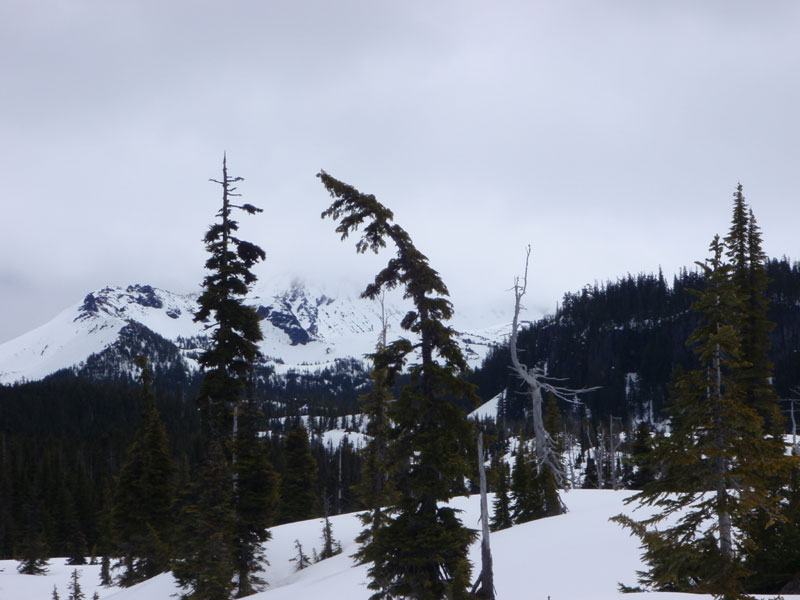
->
[471, 257, 800, 426]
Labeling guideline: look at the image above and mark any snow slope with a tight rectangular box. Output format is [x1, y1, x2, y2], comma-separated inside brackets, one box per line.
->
[468, 391, 501, 421]
[2, 489, 786, 600]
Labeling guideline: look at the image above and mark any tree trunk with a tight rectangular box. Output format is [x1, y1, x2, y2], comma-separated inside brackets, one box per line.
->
[472, 432, 495, 599]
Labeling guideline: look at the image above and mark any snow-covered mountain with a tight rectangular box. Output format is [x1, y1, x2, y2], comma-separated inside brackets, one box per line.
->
[0, 280, 507, 385]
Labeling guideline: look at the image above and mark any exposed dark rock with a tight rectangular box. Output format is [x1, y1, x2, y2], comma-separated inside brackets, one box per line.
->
[125, 284, 163, 309]
[257, 305, 311, 346]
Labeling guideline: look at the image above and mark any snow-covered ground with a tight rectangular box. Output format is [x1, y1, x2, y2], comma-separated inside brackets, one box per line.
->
[2, 489, 791, 600]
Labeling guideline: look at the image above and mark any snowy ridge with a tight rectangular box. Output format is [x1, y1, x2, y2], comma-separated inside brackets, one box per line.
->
[0, 281, 508, 385]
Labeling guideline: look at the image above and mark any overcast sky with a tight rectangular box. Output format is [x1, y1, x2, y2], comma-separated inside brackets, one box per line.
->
[1, 0, 799, 343]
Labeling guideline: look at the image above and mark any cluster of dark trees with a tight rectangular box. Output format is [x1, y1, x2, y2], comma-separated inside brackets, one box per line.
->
[0, 373, 364, 562]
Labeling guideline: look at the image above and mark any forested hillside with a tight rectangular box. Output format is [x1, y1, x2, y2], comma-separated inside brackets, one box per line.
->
[471, 257, 800, 424]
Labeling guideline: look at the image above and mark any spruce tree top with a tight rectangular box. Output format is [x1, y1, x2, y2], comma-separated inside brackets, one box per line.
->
[195, 155, 265, 374]
[195, 155, 265, 439]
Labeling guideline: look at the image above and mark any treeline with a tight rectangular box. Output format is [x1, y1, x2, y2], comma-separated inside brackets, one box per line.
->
[471, 256, 800, 424]
[0, 373, 366, 563]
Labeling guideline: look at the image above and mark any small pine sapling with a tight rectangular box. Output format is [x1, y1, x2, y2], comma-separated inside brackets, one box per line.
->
[67, 569, 85, 600]
[290, 540, 311, 572]
[317, 516, 342, 561]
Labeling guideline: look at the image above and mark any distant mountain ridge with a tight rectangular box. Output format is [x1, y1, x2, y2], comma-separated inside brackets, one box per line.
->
[0, 281, 506, 386]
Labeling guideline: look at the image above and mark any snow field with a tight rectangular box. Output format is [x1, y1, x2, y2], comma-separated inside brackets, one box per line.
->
[4, 489, 793, 600]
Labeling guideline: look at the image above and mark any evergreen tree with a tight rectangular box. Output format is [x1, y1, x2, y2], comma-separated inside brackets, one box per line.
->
[627, 421, 656, 489]
[319, 172, 478, 600]
[353, 348, 399, 576]
[582, 455, 598, 489]
[16, 485, 49, 575]
[290, 539, 311, 572]
[173, 443, 237, 600]
[540, 394, 565, 509]
[278, 425, 318, 524]
[613, 235, 782, 599]
[62, 489, 88, 567]
[185, 156, 274, 599]
[231, 395, 279, 598]
[67, 569, 85, 600]
[743, 459, 800, 593]
[52, 584, 60, 600]
[724, 186, 783, 439]
[489, 459, 512, 531]
[194, 154, 265, 443]
[317, 517, 341, 561]
[113, 356, 174, 585]
[510, 443, 539, 523]
[99, 555, 111, 587]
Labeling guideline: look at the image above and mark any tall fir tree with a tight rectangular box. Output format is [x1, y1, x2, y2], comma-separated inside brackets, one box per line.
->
[278, 425, 318, 524]
[194, 154, 265, 443]
[724, 185, 783, 440]
[613, 235, 782, 599]
[319, 172, 478, 600]
[113, 356, 174, 586]
[723, 186, 796, 593]
[183, 156, 274, 598]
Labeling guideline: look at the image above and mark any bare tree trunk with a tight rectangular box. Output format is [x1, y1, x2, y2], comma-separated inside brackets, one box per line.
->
[471, 432, 495, 599]
[593, 427, 605, 490]
[608, 416, 623, 490]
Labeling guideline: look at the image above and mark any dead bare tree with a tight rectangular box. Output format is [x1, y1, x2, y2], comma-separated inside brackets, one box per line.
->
[471, 432, 495, 599]
[608, 415, 624, 490]
[509, 245, 597, 512]
[783, 391, 800, 455]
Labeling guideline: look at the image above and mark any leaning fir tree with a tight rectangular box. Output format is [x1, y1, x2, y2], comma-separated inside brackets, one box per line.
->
[319, 171, 478, 600]
[176, 156, 275, 599]
[613, 235, 781, 599]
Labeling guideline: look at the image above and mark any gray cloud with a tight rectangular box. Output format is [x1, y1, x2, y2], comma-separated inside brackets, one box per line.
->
[1, 0, 798, 342]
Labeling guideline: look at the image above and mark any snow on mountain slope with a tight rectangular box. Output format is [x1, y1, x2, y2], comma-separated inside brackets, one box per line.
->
[1, 490, 763, 600]
[0, 285, 201, 385]
[0, 303, 124, 384]
[0, 281, 508, 385]
[468, 391, 502, 421]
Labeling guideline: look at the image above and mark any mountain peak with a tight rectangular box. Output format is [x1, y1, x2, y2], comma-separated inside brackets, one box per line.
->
[0, 280, 507, 385]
